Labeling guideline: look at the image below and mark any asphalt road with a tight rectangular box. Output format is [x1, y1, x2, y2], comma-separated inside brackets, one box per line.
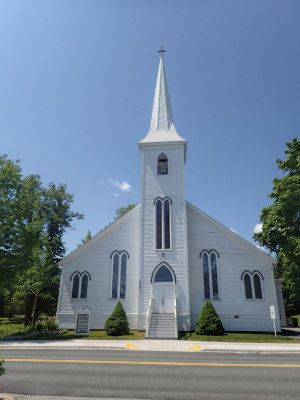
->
[1, 349, 300, 399]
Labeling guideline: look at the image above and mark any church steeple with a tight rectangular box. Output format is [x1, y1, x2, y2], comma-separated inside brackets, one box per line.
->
[139, 51, 186, 153]
[149, 52, 175, 132]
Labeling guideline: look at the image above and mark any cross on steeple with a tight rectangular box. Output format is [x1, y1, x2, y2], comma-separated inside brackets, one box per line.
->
[158, 46, 166, 58]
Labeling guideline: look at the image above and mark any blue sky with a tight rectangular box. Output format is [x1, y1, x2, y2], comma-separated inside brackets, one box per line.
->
[1, 0, 299, 253]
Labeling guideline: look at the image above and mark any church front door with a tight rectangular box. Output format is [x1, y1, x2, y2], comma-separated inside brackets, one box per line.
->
[153, 284, 174, 313]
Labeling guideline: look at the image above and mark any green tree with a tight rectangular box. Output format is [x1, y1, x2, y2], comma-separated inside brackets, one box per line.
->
[105, 301, 129, 336]
[77, 230, 92, 247]
[0, 155, 83, 324]
[114, 204, 137, 220]
[195, 301, 225, 335]
[254, 138, 300, 315]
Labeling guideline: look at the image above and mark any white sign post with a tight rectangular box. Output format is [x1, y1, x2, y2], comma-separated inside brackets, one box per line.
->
[270, 305, 277, 339]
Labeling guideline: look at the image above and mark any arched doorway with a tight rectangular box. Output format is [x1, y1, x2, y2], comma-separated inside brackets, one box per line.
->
[152, 264, 175, 313]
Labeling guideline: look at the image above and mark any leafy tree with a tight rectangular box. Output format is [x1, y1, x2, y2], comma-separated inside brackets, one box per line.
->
[105, 301, 129, 336]
[114, 204, 137, 220]
[0, 359, 5, 376]
[195, 301, 225, 335]
[254, 138, 300, 315]
[77, 230, 92, 247]
[0, 155, 83, 324]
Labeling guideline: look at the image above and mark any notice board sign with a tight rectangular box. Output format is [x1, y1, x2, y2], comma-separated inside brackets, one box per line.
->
[75, 306, 90, 335]
[270, 305, 276, 320]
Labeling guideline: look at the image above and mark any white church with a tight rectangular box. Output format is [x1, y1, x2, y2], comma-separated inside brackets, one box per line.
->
[56, 54, 286, 338]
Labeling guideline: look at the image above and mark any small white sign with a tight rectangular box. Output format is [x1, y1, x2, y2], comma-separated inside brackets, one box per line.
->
[270, 305, 276, 320]
[75, 305, 90, 335]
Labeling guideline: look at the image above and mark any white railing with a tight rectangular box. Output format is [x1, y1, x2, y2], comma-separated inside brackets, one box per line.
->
[174, 297, 178, 338]
[146, 297, 153, 338]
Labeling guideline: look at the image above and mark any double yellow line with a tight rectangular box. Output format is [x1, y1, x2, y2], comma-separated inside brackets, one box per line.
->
[5, 359, 300, 368]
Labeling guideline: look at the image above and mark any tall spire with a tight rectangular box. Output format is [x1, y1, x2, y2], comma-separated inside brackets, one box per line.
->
[149, 52, 175, 132]
[139, 50, 186, 153]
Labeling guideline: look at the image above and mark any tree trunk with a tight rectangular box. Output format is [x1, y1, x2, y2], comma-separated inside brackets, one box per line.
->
[24, 294, 33, 326]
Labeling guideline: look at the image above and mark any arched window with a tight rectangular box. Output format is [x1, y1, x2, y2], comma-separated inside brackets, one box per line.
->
[80, 274, 89, 299]
[72, 274, 80, 298]
[156, 199, 162, 249]
[120, 253, 127, 299]
[154, 265, 174, 283]
[200, 251, 219, 300]
[71, 271, 91, 299]
[203, 253, 210, 299]
[111, 251, 128, 299]
[112, 253, 119, 299]
[211, 253, 219, 299]
[242, 271, 263, 300]
[244, 273, 253, 299]
[253, 273, 263, 299]
[155, 197, 171, 250]
[157, 153, 168, 175]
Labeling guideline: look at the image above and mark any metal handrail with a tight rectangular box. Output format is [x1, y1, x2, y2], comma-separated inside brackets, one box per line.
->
[146, 297, 153, 337]
[174, 297, 178, 338]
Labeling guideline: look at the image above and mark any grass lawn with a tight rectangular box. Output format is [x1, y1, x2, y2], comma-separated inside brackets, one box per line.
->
[0, 316, 24, 340]
[180, 331, 300, 343]
[1, 315, 299, 343]
[292, 314, 300, 326]
[30, 330, 145, 340]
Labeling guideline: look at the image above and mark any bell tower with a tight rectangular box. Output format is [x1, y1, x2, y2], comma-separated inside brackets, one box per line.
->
[138, 51, 190, 332]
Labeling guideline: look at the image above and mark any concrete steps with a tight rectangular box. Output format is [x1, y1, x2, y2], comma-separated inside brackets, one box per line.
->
[147, 313, 177, 339]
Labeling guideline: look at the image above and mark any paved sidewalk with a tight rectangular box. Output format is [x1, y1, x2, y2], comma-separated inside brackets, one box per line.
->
[1, 338, 300, 353]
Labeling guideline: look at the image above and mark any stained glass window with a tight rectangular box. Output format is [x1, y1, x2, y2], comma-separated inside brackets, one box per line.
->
[112, 253, 119, 298]
[203, 253, 210, 299]
[211, 253, 219, 299]
[120, 253, 127, 299]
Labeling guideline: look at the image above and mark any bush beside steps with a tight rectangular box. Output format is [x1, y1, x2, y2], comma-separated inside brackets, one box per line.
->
[105, 301, 129, 336]
[195, 301, 225, 335]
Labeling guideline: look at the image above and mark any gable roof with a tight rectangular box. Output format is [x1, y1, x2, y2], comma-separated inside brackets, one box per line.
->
[186, 201, 276, 264]
[58, 204, 140, 266]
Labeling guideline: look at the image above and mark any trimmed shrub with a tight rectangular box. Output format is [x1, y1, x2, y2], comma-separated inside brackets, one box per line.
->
[0, 359, 5, 376]
[195, 301, 225, 335]
[105, 301, 129, 336]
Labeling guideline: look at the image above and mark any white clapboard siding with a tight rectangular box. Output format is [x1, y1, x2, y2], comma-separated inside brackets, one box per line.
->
[139, 144, 190, 330]
[186, 202, 281, 332]
[56, 205, 141, 329]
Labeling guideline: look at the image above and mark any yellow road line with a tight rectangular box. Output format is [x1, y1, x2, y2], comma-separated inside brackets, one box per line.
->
[4, 359, 300, 368]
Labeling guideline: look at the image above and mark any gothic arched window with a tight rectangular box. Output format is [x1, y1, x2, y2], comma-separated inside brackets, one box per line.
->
[80, 273, 89, 299]
[111, 251, 128, 299]
[244, 273, 253, 299]
[253, 273, 263, 299]
[242, 271, 264, 300]
[71, 271, 91, 299]
[200, 251, 219, 300]
[72, 274, 80, 299]
[157, 153, 168, 175]
[155, 197, 171, 250]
